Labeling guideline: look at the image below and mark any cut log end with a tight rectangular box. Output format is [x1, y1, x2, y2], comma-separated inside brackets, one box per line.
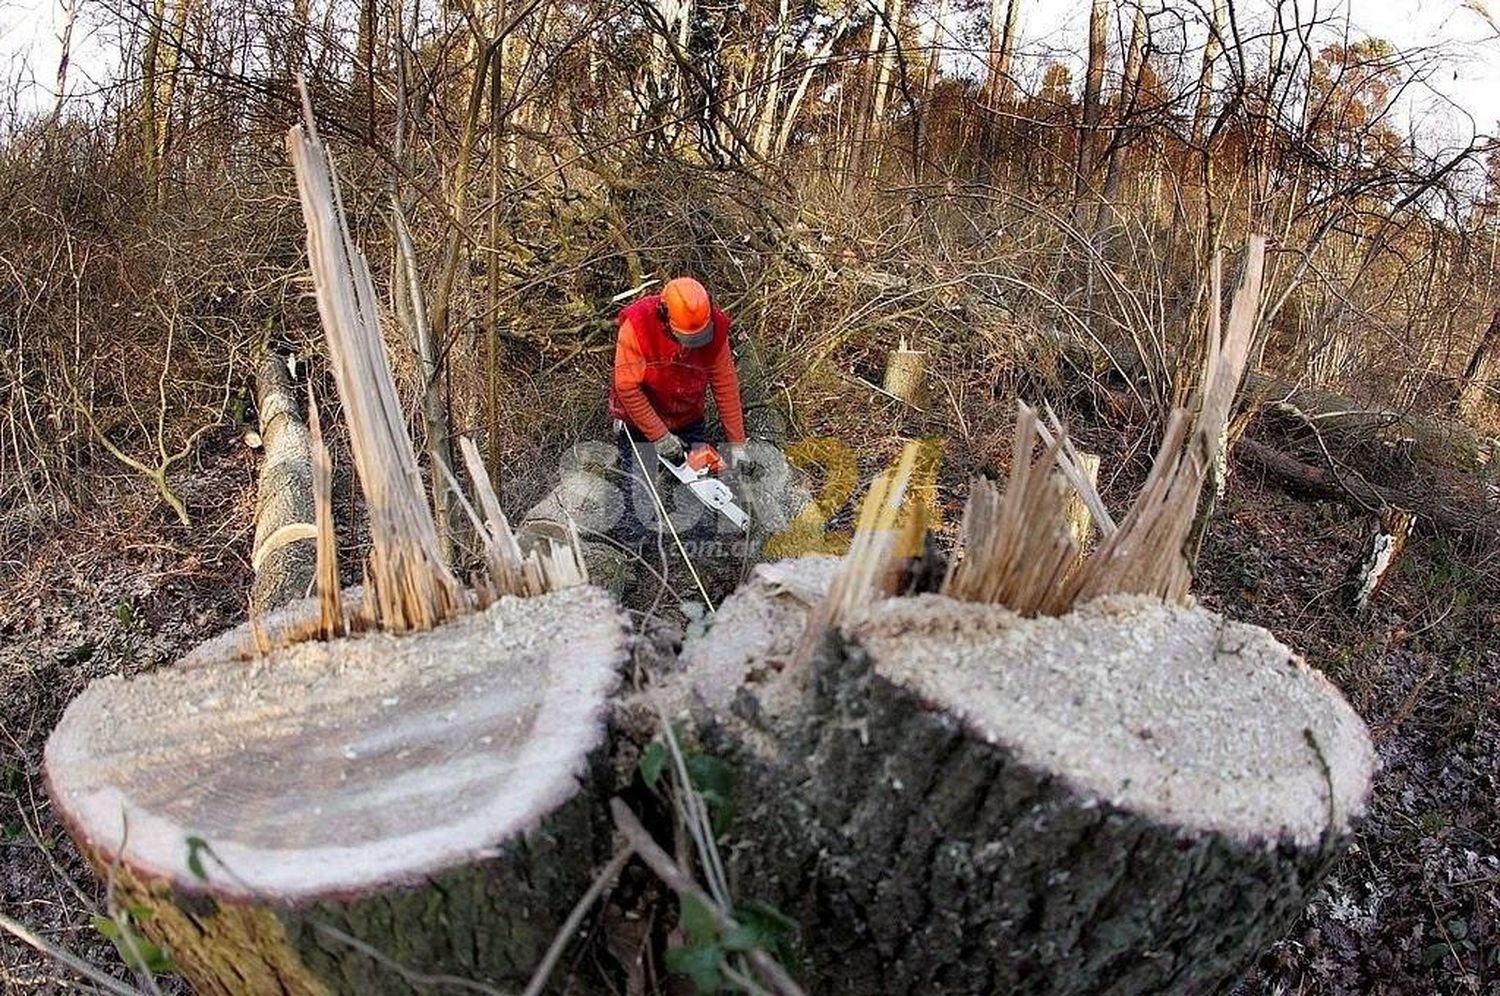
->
[45, 584, 627, 901]
[847, 592, 1374, 848]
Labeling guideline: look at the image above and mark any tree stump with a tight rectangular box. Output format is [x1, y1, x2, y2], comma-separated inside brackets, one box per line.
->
[667, 556, 1376, 996]
[881, 340, 927, 406]
[45, 585, 628, 995]
[1060, 450, 1102, 556]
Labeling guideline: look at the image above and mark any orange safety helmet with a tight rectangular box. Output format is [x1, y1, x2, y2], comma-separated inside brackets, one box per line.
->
[660, 277, 714, 347]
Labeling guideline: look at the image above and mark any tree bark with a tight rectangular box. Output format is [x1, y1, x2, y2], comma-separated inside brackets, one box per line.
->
[1097, 6, 1147, 230]
[869, 0, 905, 132]
[249, 354, 315, 614]
[752, 0, 790, 156]
[1074, 0, 1108, 214]
[985, 0, 1020, 105]
[1190, 0, 1224, 147]
[1456, 306, 1500, 416]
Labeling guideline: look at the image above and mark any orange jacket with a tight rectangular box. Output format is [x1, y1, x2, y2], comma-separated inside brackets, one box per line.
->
[609, 295, 746, 443]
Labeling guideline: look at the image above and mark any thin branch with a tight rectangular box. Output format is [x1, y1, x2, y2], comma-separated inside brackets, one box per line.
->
[610, 799, 806, 996]
[0, 912, 147, 996]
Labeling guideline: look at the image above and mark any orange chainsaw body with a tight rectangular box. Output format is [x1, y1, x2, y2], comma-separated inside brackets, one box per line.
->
[686, 444, 725, 475]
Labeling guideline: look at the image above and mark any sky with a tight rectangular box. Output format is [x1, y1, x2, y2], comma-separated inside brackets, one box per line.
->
[2, 0, 1498, 144]
[924, 0, 1500, 146]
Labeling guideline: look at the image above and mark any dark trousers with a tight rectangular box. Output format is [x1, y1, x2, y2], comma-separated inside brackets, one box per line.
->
[614, 419, 718, 549]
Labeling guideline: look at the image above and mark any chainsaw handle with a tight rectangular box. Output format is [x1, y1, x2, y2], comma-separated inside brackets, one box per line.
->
[686, 443, 725, 475]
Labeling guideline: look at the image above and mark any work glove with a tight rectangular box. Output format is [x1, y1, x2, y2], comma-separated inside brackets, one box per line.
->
[653, 431, 684, 462]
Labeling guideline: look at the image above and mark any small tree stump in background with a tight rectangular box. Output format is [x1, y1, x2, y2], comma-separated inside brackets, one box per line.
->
[1061, 450, 1102, 556]
[45, 587, 628, 994]
[1346, 505, 1414, 614]
[881, 338, 928, 406]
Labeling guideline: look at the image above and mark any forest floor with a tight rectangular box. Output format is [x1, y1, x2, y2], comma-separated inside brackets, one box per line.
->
[0, 378, 1496, 994]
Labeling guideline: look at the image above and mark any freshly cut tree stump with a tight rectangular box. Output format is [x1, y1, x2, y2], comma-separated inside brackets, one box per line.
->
[881, 339, 927, 406]
[670, 556, 1375, 996]
[46, 585, 628, 995]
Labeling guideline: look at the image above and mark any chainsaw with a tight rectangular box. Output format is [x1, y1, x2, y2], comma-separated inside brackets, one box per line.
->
[659, 444, 750, 533]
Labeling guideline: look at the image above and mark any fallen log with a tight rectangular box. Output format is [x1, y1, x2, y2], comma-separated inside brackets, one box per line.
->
[249, 354, 315, 613]
[1234, 437, 1499, 549]
[1242, 371, 1494, 475]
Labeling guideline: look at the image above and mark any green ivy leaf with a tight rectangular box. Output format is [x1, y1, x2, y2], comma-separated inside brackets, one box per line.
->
[732, 901, 799, 967]
[185, 836, 209, 880]
[685, 754, 733, 799]
[665, 943, 723, 994]
[679, 895, 719, 947]
[93, 915, 175, 976]
[685, 754, 735, 834]
[698, 789, 735, 837]
[720, 923, 761, 953]
[639, 741, 667, 791]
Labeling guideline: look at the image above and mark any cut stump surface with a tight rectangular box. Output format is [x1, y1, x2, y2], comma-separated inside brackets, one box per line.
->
[673, 556, 1376, 995]
[44, 585, 628, 995]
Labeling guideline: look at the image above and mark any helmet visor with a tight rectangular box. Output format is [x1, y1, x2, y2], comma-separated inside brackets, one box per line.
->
[670, 321, 714, 348]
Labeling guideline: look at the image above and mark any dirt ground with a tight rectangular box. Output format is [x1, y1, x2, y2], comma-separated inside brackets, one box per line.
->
[1, 402, 1496, 994]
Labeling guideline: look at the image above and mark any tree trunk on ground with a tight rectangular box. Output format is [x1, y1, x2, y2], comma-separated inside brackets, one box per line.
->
[45, 587, 628, 995]
[1234, 437, 1498, 550]
[250, 354, 315, 614]
[1244, 371, 1492, 473]
[656, 557, 1375, 995]
[1235, 372, 1499, 551]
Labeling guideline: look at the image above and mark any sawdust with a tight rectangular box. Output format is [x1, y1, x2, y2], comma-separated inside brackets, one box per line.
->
[849, 592, 1376, 848]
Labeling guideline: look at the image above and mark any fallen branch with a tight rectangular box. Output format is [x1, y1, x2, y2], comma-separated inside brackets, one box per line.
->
[1235, 437, 1498, 549]
[0, 911, 146, 996]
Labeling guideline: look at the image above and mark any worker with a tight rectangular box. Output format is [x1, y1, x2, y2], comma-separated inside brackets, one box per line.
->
[611, 276, 753, 474]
